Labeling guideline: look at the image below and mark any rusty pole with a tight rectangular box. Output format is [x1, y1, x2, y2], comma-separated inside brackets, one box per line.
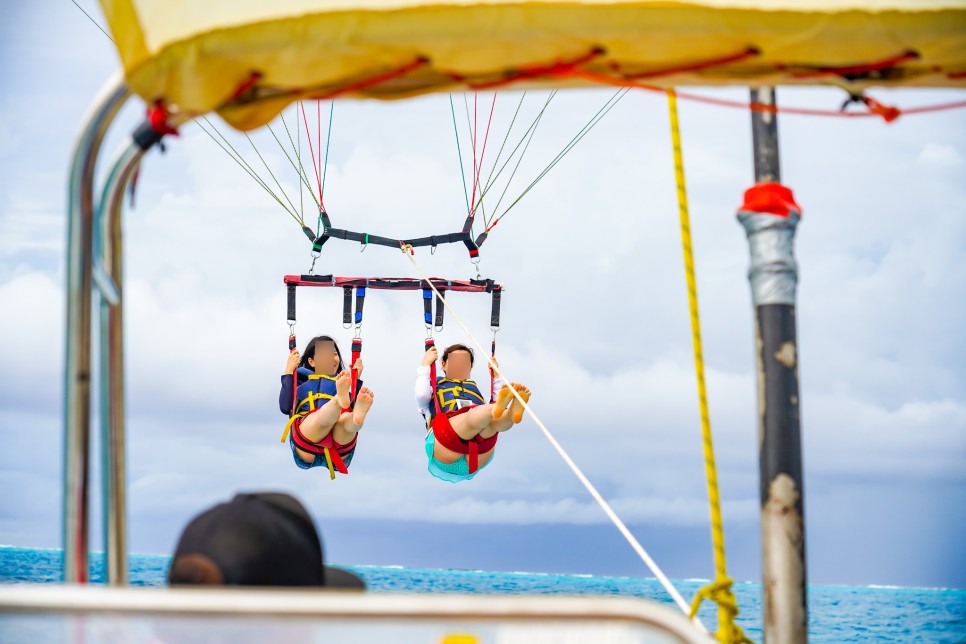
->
[741, 87, 808, 643]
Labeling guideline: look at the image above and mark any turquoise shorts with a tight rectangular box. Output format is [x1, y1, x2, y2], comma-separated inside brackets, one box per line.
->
[424, 431, 492, 483]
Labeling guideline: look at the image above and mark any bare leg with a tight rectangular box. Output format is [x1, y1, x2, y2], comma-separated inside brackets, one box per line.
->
[431, 384, 532, 465]
[480, 409, 514, 438]
[447, 404, 501, 440]
[295, 371, 352, 443]
[333, 387, 373, 444]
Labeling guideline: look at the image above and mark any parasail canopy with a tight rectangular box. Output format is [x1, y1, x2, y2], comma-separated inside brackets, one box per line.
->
[98, 0, 966, 130]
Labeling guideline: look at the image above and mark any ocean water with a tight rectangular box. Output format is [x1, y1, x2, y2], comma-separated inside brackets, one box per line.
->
[1, 546, 964, 643]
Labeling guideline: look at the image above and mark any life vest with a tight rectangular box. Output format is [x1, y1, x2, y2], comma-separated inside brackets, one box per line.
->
[428, 377, 497, 474]
[429, 378, 486, 420]
[284, 374, 356, 479]
[296, 374, 337, 414]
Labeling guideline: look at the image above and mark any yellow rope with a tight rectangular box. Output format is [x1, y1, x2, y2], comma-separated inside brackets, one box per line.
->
[667, 88, 752, 644]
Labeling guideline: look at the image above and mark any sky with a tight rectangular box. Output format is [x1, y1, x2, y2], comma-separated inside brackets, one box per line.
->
[1, 1, 964, 591]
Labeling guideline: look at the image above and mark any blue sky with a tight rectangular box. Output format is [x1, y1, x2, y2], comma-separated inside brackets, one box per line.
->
[1, 1, 964, 590]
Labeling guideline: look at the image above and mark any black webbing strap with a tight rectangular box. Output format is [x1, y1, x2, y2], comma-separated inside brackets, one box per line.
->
[342, 286, 353, 325]
[302, 209, 481, 259]
[434, 289, 446, 330]
[287, 284, 297, 324]
[296, 274, 335, 284]
[319, 228, 472, 250]
[470, 278, 496, 292]
[490, 288, 502, 328]
[287, 284, 297, 350]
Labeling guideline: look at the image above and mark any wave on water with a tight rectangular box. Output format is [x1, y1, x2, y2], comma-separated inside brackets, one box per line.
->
[3, 548, 966, 642]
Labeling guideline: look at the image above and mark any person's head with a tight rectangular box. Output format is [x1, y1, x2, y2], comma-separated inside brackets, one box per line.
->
[441, 343, 474, 381]
[168, 492, 365, 589]
[300, 335, 345, 376]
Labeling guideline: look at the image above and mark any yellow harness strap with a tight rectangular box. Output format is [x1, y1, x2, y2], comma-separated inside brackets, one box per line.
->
[280, 413, 302, 443]
[323, 447, 336, 480]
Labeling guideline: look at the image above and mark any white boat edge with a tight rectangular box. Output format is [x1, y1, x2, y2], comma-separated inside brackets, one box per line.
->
[0, 584, 712, 642]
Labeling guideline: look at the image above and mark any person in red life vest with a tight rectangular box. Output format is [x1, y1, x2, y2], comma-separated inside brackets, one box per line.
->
[416, 343, 531, 482]
[280, 336, 374, 475]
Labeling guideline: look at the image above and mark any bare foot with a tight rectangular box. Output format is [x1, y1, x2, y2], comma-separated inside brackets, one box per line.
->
[334, 370, 352, 409]
[509, 383, 531, 424]
[492, 384, 514, 418]
[352, 387, 374, 425]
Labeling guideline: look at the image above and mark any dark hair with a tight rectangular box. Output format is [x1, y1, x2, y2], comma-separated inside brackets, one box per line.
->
[441, 343, 474, 366]
[299, 335, 346, 374]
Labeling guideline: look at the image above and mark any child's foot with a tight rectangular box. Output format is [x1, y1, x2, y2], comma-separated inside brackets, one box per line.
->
[334, 370, 352, 409]
[492, 384, 514, 418]
[352, 387, 374, 425]
[509, 383, 531, 424]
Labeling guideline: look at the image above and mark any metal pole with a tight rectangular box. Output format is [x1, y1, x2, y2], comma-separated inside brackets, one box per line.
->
[64, 74, 129, 584]
[94, 141, 145, 586]
[742, 87, 807, 643]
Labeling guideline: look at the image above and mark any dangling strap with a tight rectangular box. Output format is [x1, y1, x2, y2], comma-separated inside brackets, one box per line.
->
[280, 413, 299, 443]
[287, 283, 299, 417]
[291, 420, 353, 478]
[434, 289, 446, 330]
[489, 288, 501, 402]
[342, 286, 353, 326]
[422, 288, 434, 327]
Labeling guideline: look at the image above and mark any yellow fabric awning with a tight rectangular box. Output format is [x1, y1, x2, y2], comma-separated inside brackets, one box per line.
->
[98, 0, 966, 130]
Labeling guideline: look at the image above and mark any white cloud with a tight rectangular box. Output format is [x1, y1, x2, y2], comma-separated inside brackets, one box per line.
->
[1, 5, 965, 584]
[917, 143, 962, 167]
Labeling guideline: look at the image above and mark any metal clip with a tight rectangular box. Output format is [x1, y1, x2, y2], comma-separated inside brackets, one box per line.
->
[308, 249, 321, 275]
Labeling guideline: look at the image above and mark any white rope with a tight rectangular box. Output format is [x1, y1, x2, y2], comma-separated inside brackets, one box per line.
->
[402, 247, 703, 628]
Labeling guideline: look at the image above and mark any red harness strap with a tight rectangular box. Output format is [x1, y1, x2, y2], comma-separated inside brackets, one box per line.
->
[291, 411, 356, 475]
[431, 407, 499, 474]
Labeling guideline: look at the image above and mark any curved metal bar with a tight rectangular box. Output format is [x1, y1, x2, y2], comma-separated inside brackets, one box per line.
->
[64, 73, 130, 584]
[94, 141, 146, 586]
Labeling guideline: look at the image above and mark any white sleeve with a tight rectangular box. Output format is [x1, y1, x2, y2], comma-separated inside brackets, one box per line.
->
[492, 374, 505, 394]
[415, 364, 434, 414]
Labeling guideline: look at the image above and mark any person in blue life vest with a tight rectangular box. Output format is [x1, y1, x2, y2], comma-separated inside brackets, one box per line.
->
[416, 343, 531, 483]
[280, 335, 374, 474]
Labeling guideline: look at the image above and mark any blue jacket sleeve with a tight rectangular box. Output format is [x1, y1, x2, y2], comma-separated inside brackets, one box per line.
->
[280, 374, 295, 415]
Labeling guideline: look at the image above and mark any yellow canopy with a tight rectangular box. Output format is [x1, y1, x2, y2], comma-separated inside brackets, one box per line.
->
[98, 0, 966, 130]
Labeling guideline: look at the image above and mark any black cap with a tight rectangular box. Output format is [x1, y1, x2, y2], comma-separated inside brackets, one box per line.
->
[169, 492, 365, 589]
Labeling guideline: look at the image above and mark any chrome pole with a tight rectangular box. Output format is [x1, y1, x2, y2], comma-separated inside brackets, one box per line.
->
[64, 74, 130, 584]
[94, 141, 145, 586]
